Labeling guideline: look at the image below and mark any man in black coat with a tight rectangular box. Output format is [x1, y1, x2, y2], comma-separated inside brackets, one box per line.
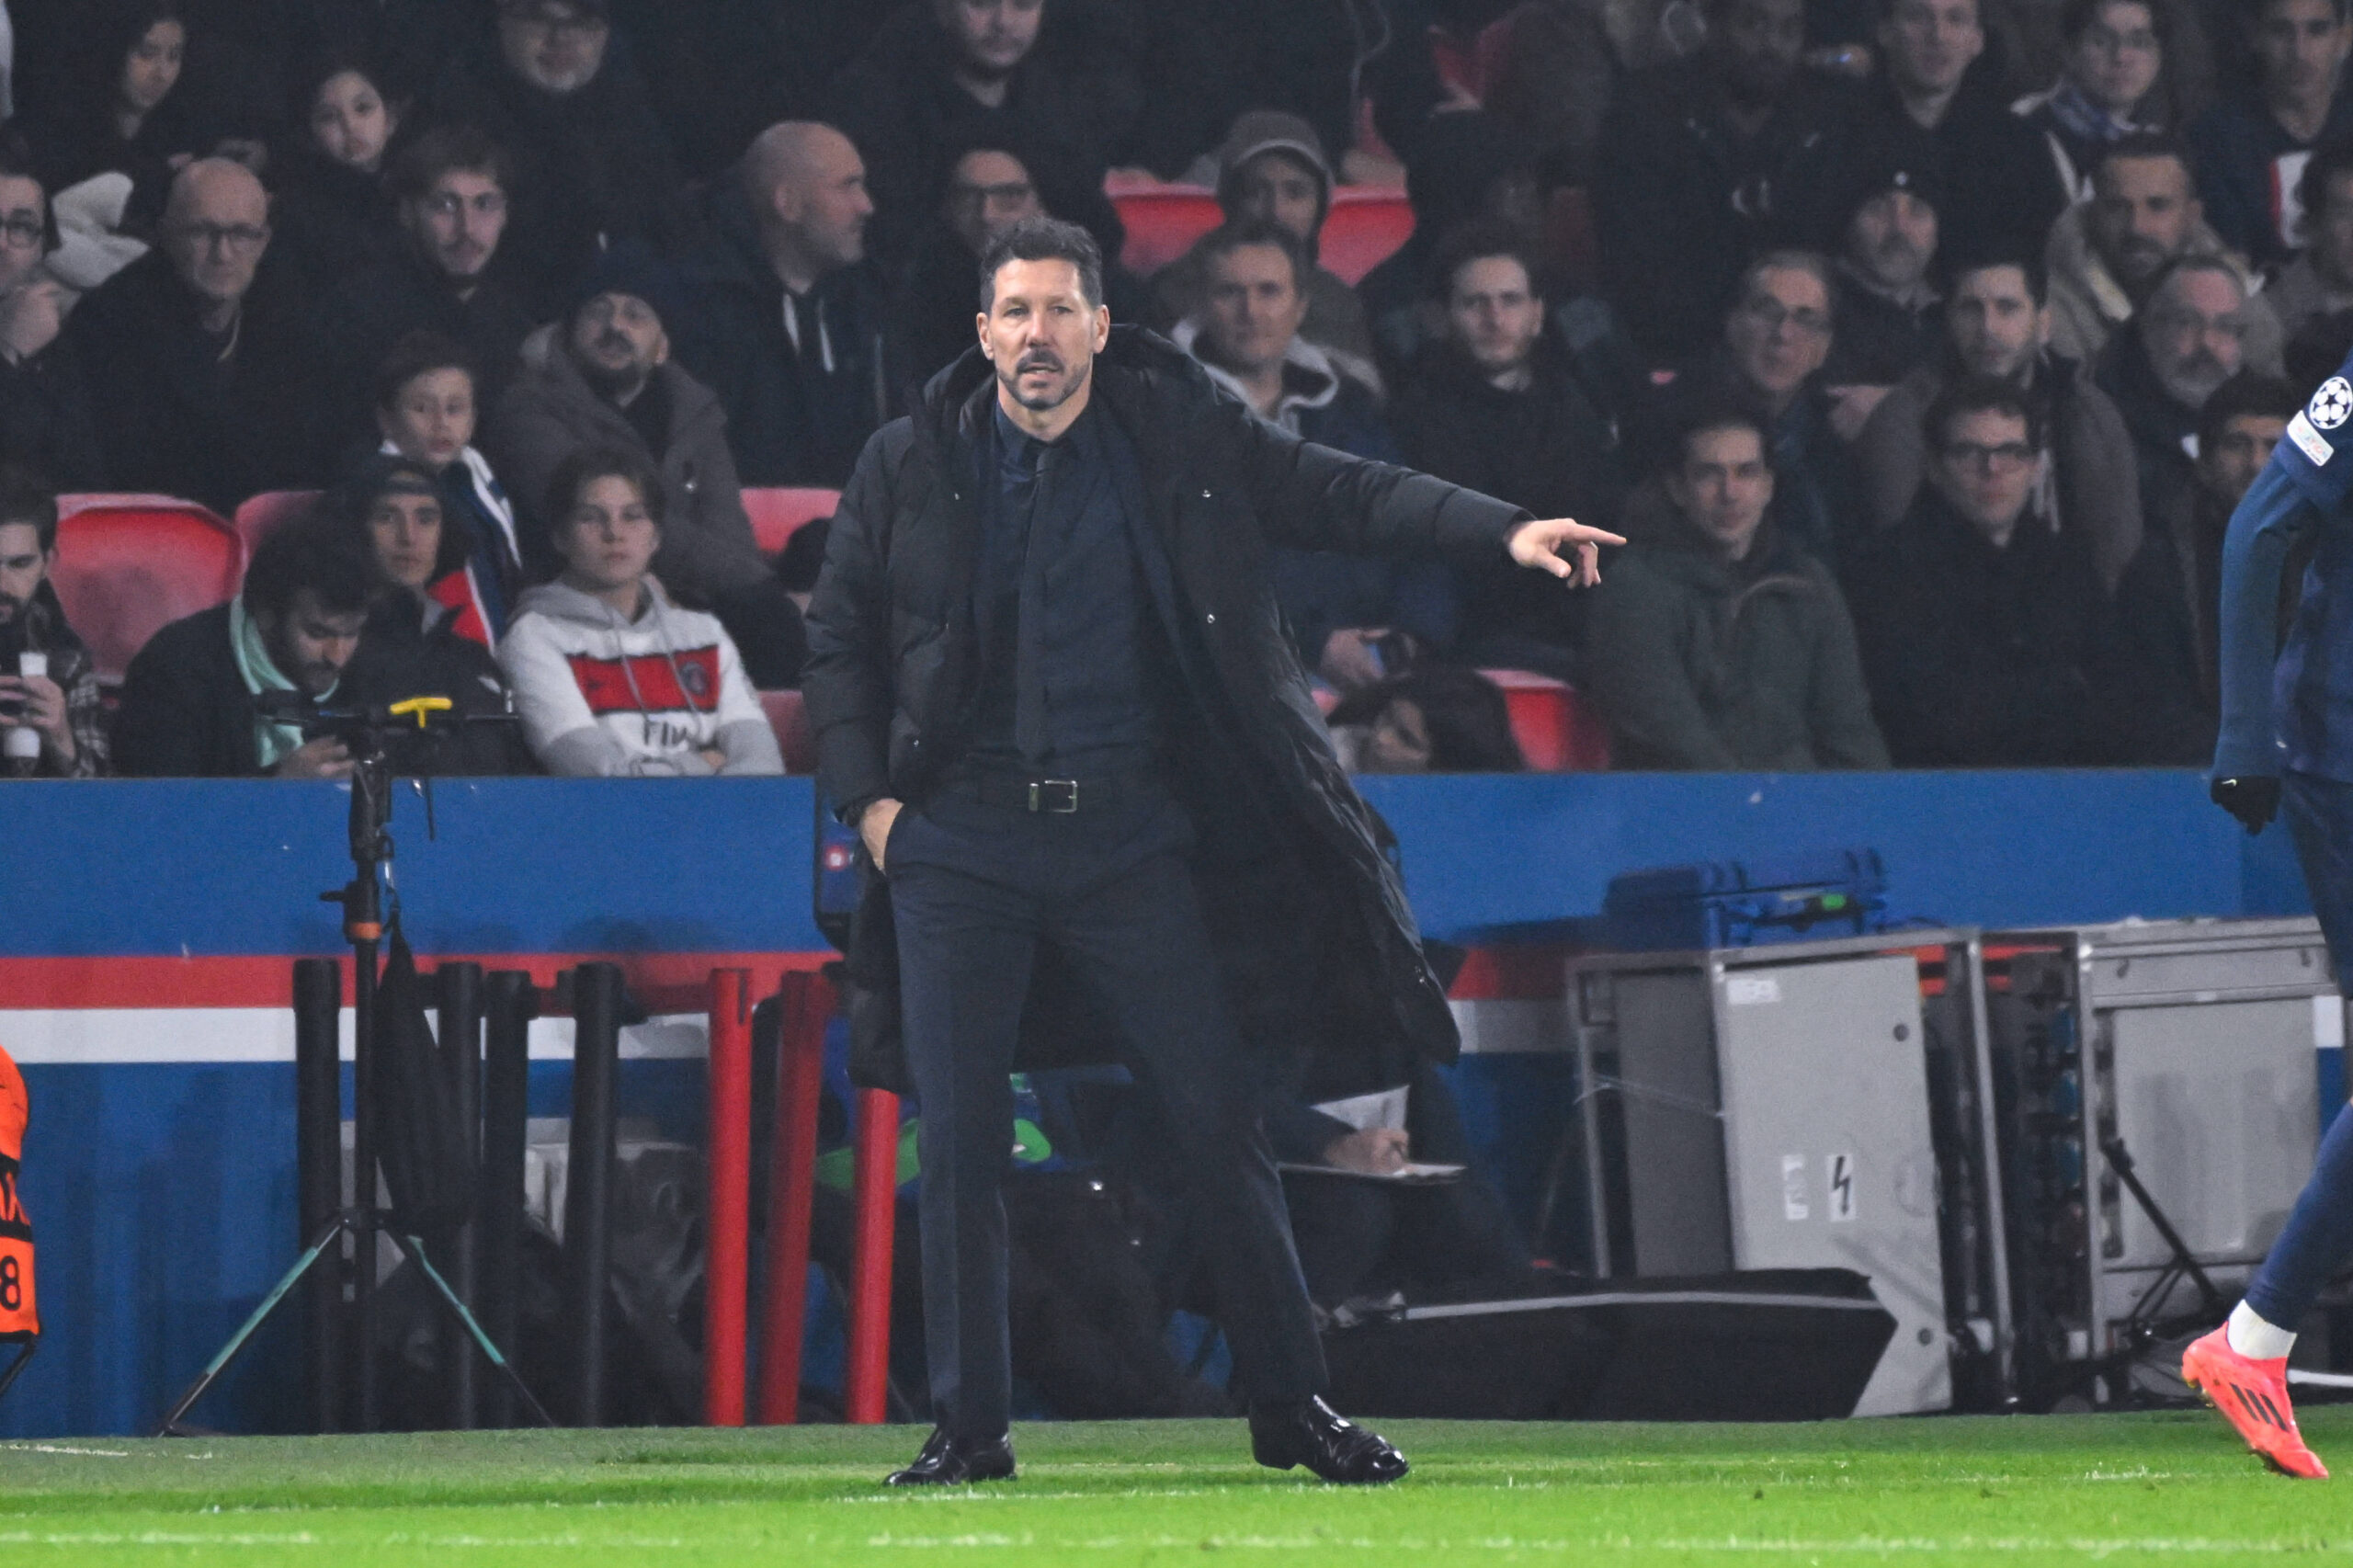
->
[317, 127, 540, 449]
[417, 0, 688, 317]
[824, 0, 1131, 269]
[1592, 0, 1848, 364]
[0, 142, 101, 489]
[803, 217, 1615, 1484]
[64, 159, 328, 514]
[670, 122, 896, 488]
[113, 512, 375, 778]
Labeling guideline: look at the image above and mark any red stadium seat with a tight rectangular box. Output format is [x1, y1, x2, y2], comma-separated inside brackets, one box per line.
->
[743, 487, 840, 557]
[758, 687, 815, 773]
[1108, 179, 1223, 278]
[1318, 189, 1415, 286]
[51, 494, 243, 684]
[1479, 669, 1610, 771]
[1107, 176, 1418, 288]
[233, 489, 323, 557]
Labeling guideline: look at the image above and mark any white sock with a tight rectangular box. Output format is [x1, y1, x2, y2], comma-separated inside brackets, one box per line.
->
[2228, 1300, 2298, 1360]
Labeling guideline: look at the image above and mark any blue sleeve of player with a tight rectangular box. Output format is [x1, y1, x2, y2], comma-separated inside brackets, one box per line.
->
[2212, 462, 2322, 780]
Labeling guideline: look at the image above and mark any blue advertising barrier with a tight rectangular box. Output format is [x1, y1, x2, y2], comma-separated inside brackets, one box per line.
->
[0, 769, 2310, 1437]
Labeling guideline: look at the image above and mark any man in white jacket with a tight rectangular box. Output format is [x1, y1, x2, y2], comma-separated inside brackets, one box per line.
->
[499, 447, 782, 776]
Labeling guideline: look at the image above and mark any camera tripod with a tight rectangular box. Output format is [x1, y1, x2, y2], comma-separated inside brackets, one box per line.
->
[158, 701, 552, 1434]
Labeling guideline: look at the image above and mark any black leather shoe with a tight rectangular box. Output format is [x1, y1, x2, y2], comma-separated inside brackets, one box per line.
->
[1249, 1396, 1409, 1483]
[883, 1426, 1017, 1485]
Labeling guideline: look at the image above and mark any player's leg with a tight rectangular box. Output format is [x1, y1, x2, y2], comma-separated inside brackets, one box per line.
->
[2183, 768, 2353, 1477]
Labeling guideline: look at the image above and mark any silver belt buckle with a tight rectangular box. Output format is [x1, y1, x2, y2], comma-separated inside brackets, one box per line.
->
[1030, 778, 1080, 813]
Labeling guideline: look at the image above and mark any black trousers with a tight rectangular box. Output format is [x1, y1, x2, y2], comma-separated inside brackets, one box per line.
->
[887, 789, 1328, 1437]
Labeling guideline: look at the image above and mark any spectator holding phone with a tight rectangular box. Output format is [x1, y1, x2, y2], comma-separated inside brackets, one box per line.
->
[0, 471, 102, 776]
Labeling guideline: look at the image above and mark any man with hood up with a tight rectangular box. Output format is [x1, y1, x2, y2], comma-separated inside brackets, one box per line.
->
[803, 216, 1617, 1486]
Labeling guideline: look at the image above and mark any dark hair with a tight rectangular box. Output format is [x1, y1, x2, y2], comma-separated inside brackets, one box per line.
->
[2302, 139, 2353, 225]
[1927, 373, 2046, 451]
[1193, 218, 1311, 296]
[1949, 249, 2049, 305]
[977, 214, 1103, 310]
[1329, 666, 1527, 773]
[2253, 0, 2351, 28]
[544, 446, 665, 536]
[0, 131, 54, 254]
[287, 44, 401, 142]
[2288, 309, 2353, 392]
[1735, 248, 1838, 312]
[333, 451, 466, 584]
[2060, 0, 2165, 44]
[1672, 403, 1778, 471]
[2092, 131, 2192, 186]
[1428, 217, 1540, 304]
[2197, 369, 2300, 450]
[372, 329, 479, 412]
[387, 123, 512, 204]
[0, 466, 59, 552]
[242, 510, 375, 619]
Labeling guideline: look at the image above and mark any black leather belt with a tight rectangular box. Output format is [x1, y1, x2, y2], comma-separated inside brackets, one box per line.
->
[944, 767, 1161, 813]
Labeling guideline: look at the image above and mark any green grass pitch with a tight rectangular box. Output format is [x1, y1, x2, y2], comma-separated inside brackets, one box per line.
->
[3, 1408, 2351, 1564]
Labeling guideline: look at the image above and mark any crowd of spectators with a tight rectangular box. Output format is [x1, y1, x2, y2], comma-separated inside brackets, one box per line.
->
[2, 0, 2349, 778]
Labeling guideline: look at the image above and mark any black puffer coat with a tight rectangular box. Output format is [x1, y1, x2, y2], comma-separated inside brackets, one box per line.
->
[803, 325, 1527, 1088]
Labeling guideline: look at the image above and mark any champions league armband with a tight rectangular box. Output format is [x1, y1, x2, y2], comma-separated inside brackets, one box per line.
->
[2280, 369, 2353, 512]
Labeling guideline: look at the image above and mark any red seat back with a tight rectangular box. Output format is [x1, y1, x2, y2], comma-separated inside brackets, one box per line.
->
[1319, 188, 1415, 286]
[1109, 180, 1224, 278]
[1108, 177, 1418, 288]
[758, 687, 815, 773]
[51, 495, 243, 684]
[233, 489, 323, 557]
[743, 487, 841, 558]
[1479, 669, 1610, 771]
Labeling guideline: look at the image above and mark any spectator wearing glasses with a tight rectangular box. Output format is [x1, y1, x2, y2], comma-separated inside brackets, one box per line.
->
[266, 48, 408, 298]
[2014, 0, 2169, 199]
[1844, 378, 2111, 764]
[1853, 255, 2144, 591]
[2097, 255, 2258, 507]
[498, 448, 782, 777]
[1635, 253, 1860, 568]
[421, 0, 688, 314]
[892, 142, 1045, 386]
[0, 471, 104, 778]
[2044, 137, 2279, 370]
[318, 126, 536, 442]
[826, 0, 1131, 269]
[64, 157, 327, 512]
[1586, 406, 1887, 771]
[0, 139, 101, 488]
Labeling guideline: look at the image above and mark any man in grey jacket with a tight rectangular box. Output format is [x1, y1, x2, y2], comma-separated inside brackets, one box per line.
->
[1852, 254, 2145, 593]
[486, 240, 806, 685]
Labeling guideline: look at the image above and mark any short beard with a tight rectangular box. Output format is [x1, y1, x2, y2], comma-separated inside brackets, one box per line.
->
[2156, 357, 2230, 410]
[996, 353, 1087, 413]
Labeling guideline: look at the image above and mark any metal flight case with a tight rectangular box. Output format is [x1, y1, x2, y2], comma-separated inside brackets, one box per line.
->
[1563, 930, 2013, 1415]
[1983, 918, 2336, 1406]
